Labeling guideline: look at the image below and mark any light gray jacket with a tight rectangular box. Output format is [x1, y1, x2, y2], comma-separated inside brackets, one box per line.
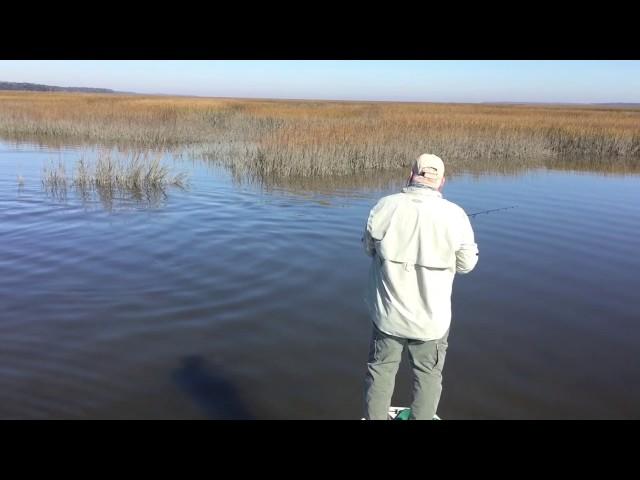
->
[362, 185, 478, 341]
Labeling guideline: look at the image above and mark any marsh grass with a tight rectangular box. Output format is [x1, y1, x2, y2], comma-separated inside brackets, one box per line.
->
[6, 92, 640, 178]
[42, 151, 188, 206]
[42, 160, 68, 198]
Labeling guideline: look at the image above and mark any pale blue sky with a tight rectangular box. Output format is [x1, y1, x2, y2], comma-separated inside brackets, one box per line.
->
[0, 60, 638, 103]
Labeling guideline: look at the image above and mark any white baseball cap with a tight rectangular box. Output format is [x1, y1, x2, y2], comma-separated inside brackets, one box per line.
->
[413, 153, 445, 184]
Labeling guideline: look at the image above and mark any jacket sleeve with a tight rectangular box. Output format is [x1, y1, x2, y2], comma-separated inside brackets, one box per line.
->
[455, 209, 479, 274]
[362, 199, 388, 257]
[362, 207, 377, 257]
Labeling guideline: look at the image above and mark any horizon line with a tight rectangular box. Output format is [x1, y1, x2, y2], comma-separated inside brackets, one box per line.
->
[1, 81, 639, 106]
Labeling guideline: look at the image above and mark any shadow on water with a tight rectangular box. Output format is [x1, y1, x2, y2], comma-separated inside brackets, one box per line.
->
[243, 159, 640, 200]
[171, 356, 255, 420]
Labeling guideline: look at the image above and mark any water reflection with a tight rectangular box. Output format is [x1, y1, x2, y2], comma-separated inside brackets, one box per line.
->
[233, 163, 560, 201]
[233, 168, 407, 197]
[79, 182, 172, 212]
[0, 133, 178, 155]
[543, 155, 640, 175]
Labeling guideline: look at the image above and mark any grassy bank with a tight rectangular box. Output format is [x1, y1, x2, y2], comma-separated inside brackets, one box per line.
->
[3, 91, 639, 177]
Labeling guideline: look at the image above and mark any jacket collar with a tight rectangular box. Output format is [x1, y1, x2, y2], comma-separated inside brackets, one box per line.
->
[401, 184, 443, 198]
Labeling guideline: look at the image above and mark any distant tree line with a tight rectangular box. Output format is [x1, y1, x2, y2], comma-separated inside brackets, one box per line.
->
[0, 81, 116, 93]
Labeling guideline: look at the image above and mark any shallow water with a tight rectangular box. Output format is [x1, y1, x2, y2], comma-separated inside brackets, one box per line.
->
[1, 140, 640, 419]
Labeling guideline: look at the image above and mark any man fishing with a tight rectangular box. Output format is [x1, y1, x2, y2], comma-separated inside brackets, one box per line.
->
[362, 153, 479, 420]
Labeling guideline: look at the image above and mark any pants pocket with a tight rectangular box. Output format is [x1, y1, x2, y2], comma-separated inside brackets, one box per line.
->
[434, 341, 448, 373]
[370, 328, 402, 364]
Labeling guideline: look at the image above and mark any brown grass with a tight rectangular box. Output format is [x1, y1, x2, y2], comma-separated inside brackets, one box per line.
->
[4, 91, 640, 177]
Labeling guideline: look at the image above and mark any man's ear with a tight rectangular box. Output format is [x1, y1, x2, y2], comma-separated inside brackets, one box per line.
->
[439, 176, 446, 191]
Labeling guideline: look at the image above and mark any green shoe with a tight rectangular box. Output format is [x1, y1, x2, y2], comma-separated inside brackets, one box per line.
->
[388, 406, 442, 420]
[394, 408, 412, 420]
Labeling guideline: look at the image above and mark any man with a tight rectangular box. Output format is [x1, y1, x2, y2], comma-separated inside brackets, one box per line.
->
[362, 153, 479, 420]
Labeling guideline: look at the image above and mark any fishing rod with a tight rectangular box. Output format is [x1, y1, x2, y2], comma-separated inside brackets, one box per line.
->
[467, 205, 517, 218]
[403, 180, 517, 219]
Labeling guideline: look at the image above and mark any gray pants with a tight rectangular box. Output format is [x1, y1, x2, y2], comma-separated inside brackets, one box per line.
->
[364, 324, 449, 420]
